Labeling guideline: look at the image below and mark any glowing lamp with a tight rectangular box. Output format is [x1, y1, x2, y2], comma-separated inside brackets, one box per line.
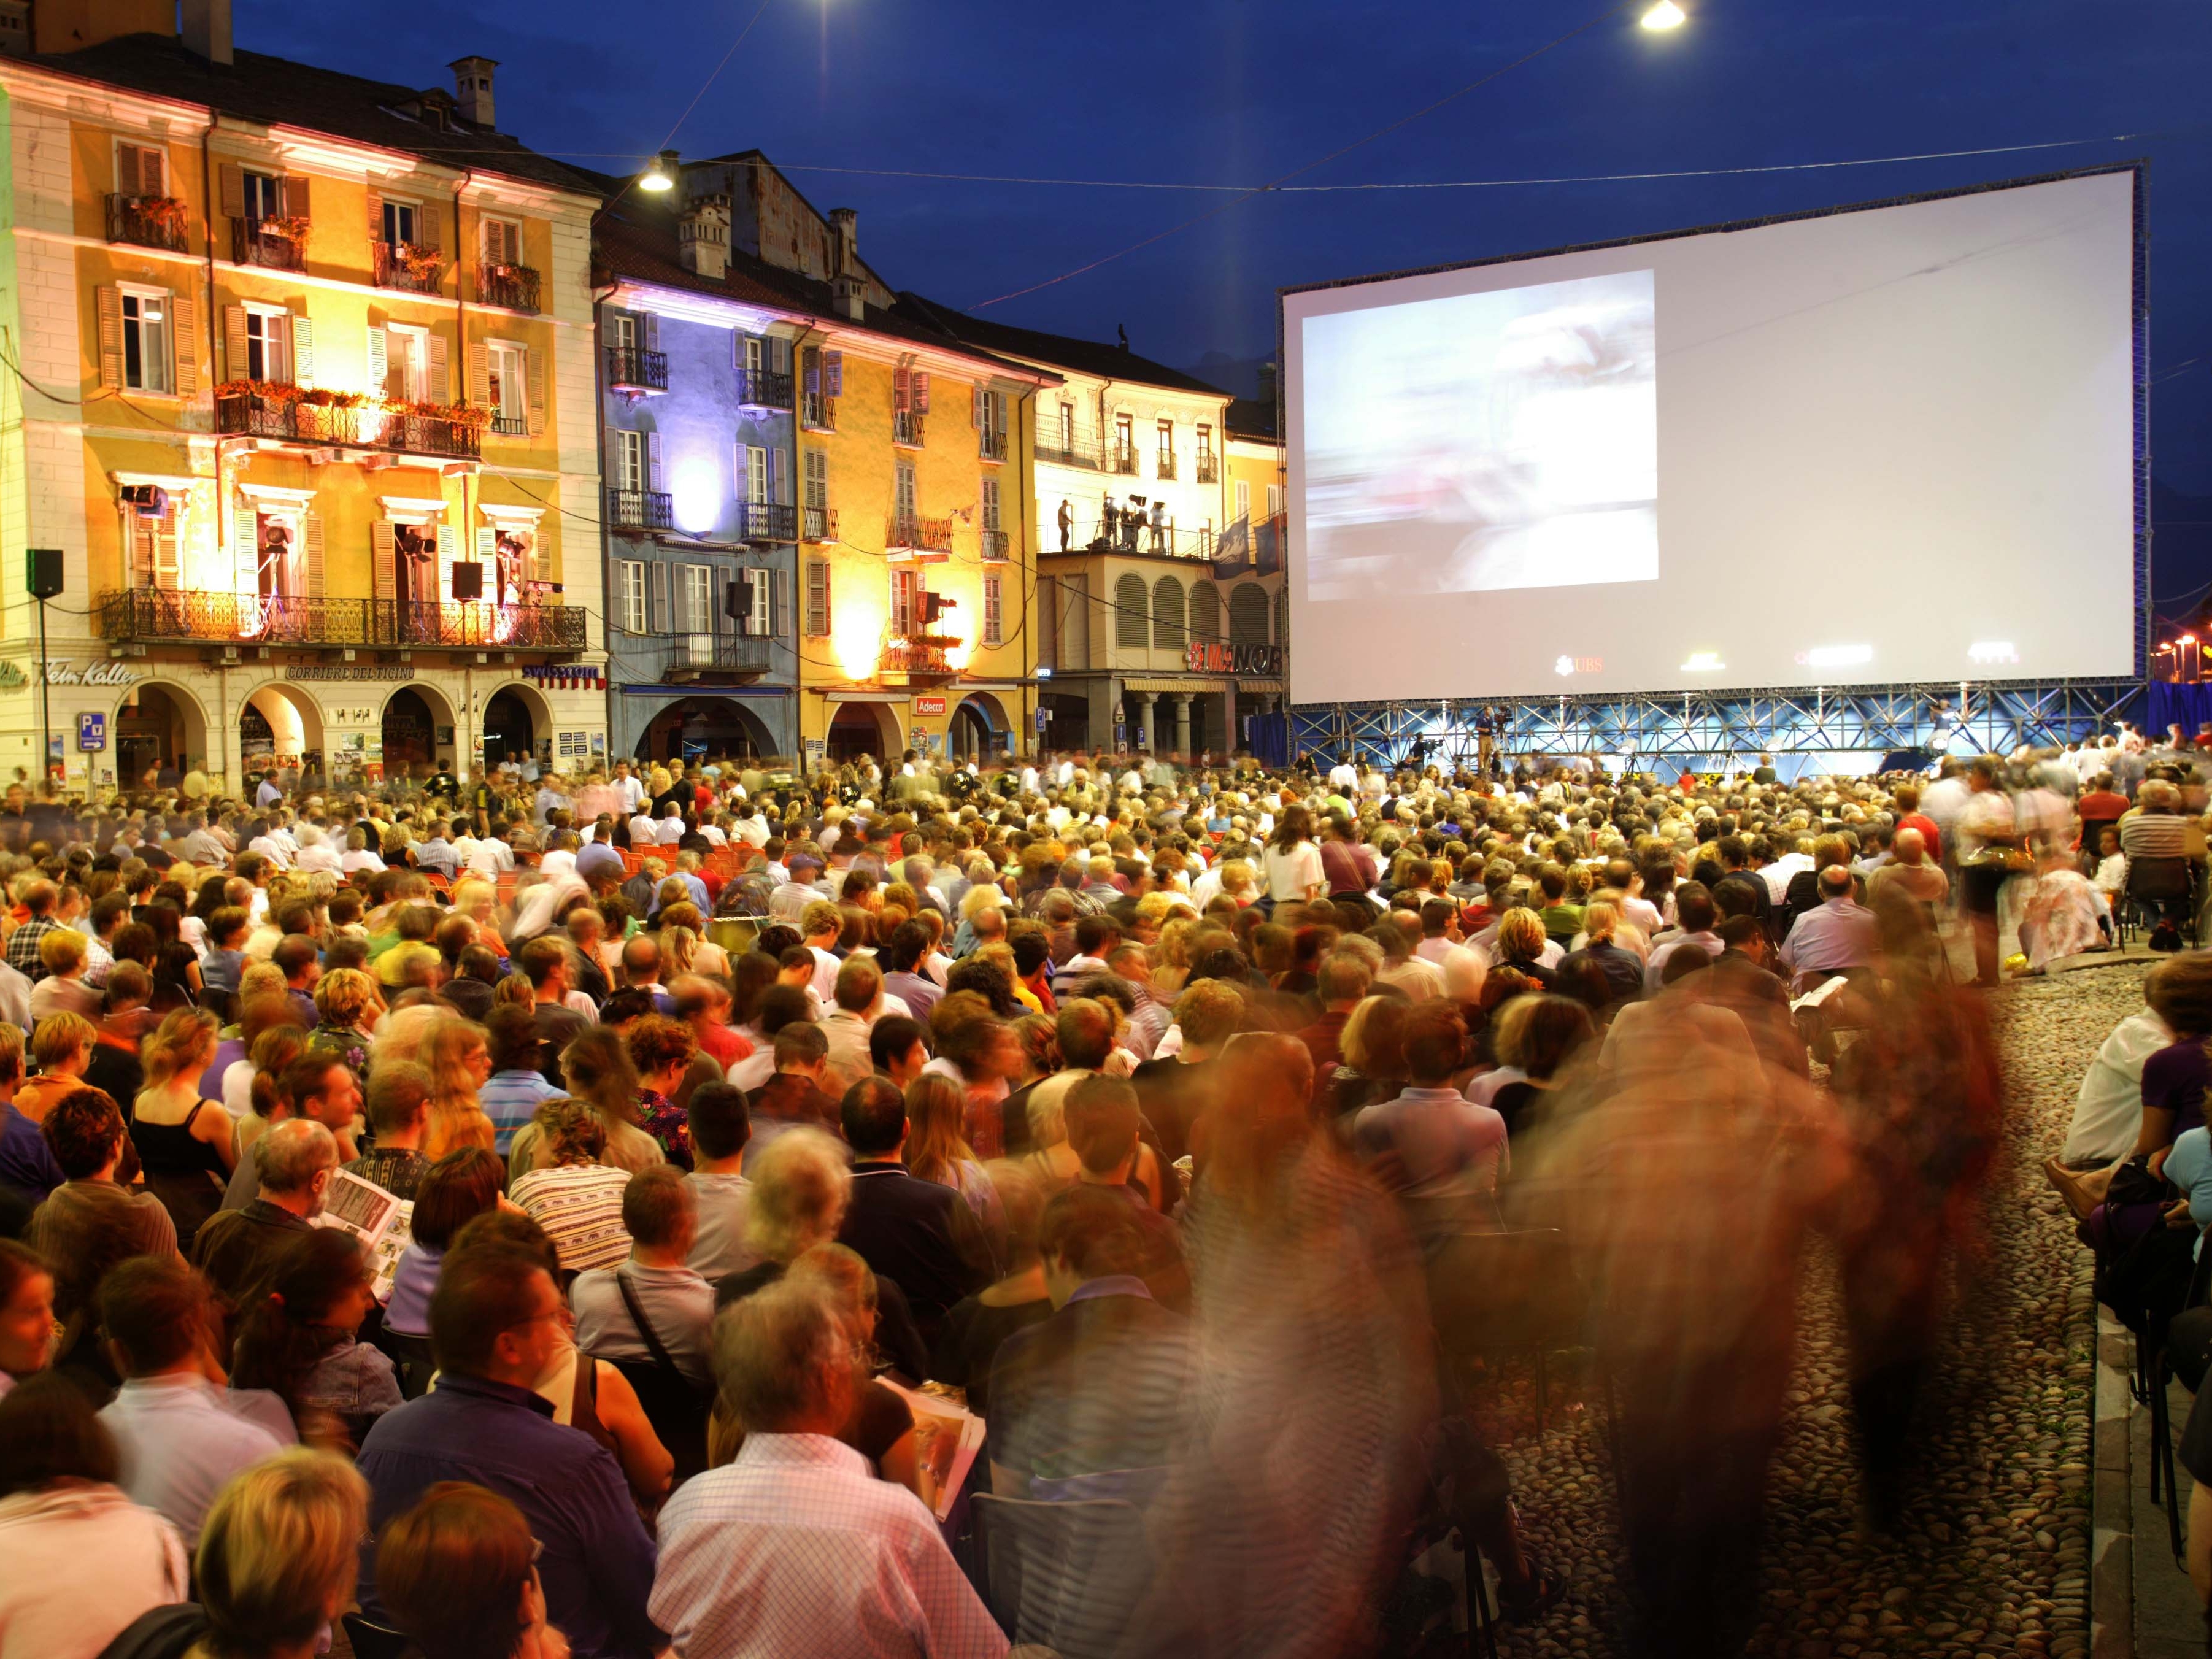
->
[640, 150, 677, 193]
[1640, 1, 1686, 28]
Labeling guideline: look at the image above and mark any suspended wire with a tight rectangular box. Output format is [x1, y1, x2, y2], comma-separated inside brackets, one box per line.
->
[601, 0, 776, 213]
[968, 0, 1639, 310]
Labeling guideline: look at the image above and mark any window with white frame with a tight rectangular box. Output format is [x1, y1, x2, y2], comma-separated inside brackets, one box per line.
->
[385, 324, 428, 402]
[743, 568, 771, 636]
[618, 560, 647, 633]
[1235, 480, 1251, 521]
[894, 460, 917, 522]
[746, 445, 769, 506]
[117, 142, 167, 198]
[488, 342, 527, 430]
[804, 557, 831, 636]
[482, 218, 522, 268]
[803, 449, 828, 510]
[615, 429, 645, 493]
[611, 312, 638, 352]
[242, 305, 289, 385]
[1266, 483, 1284, 519]
[890, 567, 920, 636]
[120, 287, 172, 393]
[381, 198, 418, 248]
[1058, 403, 1074, 452]
[982, 477, 1001, 532]
[984, 571, 1003, 647]
[241, 170, 282, 222]
[679, 563, 713, 634]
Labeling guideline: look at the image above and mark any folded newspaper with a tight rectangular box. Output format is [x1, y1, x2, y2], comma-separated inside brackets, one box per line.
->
[1789, 974, 1851, 1014]
[879, 1377, 986, 1523]
[311, 1167, 414, 1304]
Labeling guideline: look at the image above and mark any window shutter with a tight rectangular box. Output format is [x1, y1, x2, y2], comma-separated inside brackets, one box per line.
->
[733, 570, 753, 637]
[642, 313, 659, 352]
[772, 565, 790, 638]
[427, 333, 450, 404]
[526, 348, 547, 436]
[218, 163, 245, 220]
[802, 348, 819, 399]
[152, 504, 180, 590]
[303, 515, 325, 600]
[650, 560, 669, 632]
[417, 202, 441, 252]
[772, 336, 792, 375]
[912, 372, 929, 414]
[804, 558, 827, 636]
[282, 175, 312, 222]
[117, 145, 141, 197]
[971, 385, 982, 428]
[466, 342, 491, 406]
[170, 294, 196, 395]
[371, 521, 397, 601]
[291, 314, 315, 388]
[773, 447, 790, 506]
[234, 504, 258, 591]
[224, 305, 249, 380]
[892, 366, 908, 413]
[436, 523, 457, 606]
[366, 325, 387, 399]
[531, 525, 551, 583]
[825, 352, 842, 396]
[475, 526, 497, 595]
[646, 429, 663, 491]
[985, 572, 1003, 646]
[96, 287, 121, 388]
[366, 189, 383, 241]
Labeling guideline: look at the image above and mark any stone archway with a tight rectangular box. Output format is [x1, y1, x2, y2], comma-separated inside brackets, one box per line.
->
[242, 683, 326, 777]
[825, 699, 901, 764]
[379, 684, 458, 781]
[114, 679, 212, 790]
[950, 690, 1008, 761]
[638, 697, 777, 765]
[480, 680, 555, 774]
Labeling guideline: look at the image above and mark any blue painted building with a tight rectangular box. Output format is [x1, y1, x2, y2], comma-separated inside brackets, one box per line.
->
[594, 190, 807, 762]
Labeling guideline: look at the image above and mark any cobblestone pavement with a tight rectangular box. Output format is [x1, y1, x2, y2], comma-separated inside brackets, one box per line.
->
[1475, 963, 2137, 1659]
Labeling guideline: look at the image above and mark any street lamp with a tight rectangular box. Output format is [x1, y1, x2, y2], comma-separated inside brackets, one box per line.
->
[639, 150, 677, 193]
[1641, 1, 1686, 29]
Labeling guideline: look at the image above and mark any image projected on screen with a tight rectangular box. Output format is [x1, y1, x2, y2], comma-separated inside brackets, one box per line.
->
[1303, 271, 1656, 602]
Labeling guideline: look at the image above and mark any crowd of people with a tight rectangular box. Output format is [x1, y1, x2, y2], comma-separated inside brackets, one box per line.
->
[0, 725, 2196, 1659]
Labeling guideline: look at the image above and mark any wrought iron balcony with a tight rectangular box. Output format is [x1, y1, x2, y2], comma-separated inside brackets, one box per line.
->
[1109, 443, 1138, 475]
[106, 193, 189, 253]
[374, 240, 445, 294]
[893, 409, 925, 448]
[1154, 452, 1177, 481]
[801, 390, 836, 430]
[736, 366, 793, 410]
[879, 636, 955, 680]
[980, 528, 1010, 562]
[979, 428, 1008, 463]
[1196, 453, 1219, 483]
[98, 590, 586, 652]
[476, 262, 541, 312]
[886, 514, 953, 555]
[214, 391, 483, 460]
[736, 501, 796, 543]
[491, 413, 530, 437]
[607, 344, 667, 393]
[608, 488, 674, 533]
[663, 633, 773, 683]
[231, 216, 305, 272]
[803, 505, 839, 543]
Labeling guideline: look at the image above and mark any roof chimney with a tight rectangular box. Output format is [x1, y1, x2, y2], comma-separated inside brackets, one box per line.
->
[828, 207, 857, 275]
[180, 0, 232, 64]
[1257, 360, 1278, 406]
[680, 194, 731, 283]
[450, 56, 498, 128]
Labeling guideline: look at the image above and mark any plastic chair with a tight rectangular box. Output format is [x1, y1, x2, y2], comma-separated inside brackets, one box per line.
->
[969, 1494, 1150, 1659]
[2127, 855, 2197, 944]
[1425, 1228, 1590, 1430]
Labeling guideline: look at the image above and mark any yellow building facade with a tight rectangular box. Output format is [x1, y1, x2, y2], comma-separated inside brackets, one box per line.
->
[0, 28, 604, 791]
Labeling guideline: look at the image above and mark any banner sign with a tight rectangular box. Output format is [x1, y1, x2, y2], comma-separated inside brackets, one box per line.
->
[1184, 642, 1284, 677]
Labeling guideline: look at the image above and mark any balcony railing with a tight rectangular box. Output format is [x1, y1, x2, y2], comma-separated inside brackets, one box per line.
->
[893, 409, 925, 448]
[886, 514, 954, 554]
[1155, 452, 1177, 481]
[608, 488, 674, 533]
[736, 501, 796, 544]
[736, 366, 793, 410]
[106, 194, 189, 254]
[801, 391, 836, 430]
[1109, 443, 1138, 475]
[476, 263, 541, 312]
[231, 217, 305, 272]
[980, 528, 1010, 562]
[373, 240, 445, 294]
[99, 590, 587, 651]
[607, 344, 668, 393]
[214, 391, 483, 460]
[491, 413, 529, 437]
[879, 636, 955, 680]
[664, 633, 773, 683]
[803, 505, 839, 543]
[1196, 453, 1219, 483]
[979, 429, 1008, 463]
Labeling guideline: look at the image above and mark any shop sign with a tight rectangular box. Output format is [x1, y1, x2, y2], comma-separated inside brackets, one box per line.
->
[283, 666, 417, 682]
[77, 711, 106, 752]
[44, 661, 143, 688]
[912, 695, 947, 716]
[558, 731, 588, 758]
[1184, 642, 1284, 677]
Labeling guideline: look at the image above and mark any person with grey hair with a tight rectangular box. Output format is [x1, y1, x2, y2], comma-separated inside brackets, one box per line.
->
[190, 1118, 338, 1341]
[649, 1277, 1008, 1657]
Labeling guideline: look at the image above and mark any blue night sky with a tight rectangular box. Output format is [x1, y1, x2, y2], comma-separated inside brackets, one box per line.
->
[242, 0, 2212, 603]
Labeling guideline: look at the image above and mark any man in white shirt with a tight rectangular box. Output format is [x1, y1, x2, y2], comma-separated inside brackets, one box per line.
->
[1328, 756, 1358, 793]
[246, 820, 292, 870]
[733, 809, 769, 850]
[292, 823, 343, 874]
[657, 803, 688, 847]
[612, 760, 647, 815]
[98, 1256, 295, 1548]
[696, 815, 728, 849]
[468, 827, 516, 880]
[571, 1168, 716, 1388]
[626, 804, 660, 847]
[649, 1279, 1008, 1659]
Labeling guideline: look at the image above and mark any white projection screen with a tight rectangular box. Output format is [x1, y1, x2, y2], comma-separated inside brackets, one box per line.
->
[1281, 168, 2143, 707]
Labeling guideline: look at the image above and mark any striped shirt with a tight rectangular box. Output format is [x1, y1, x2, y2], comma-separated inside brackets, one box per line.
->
[479, 1068, 563, 1155]
[509, 1163, 634, 1272]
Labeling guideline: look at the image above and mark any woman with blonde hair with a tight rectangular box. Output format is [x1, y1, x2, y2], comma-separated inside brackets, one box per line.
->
[903, 1072, 1001, 1239]
[191, 1447, 368, 1659]
[19, 1011, 97, 1123]
[450, 878, 509, 961]
[1493, 907, 1559, 991]
[506, 1026, 661, 1180]
[307, 968, 382, 1079]
[1217, 859, 1258, 907]
[1152, 916, 1199, 999]
[953, 880, 1006, 958]
[131, 1006, 234, 1249]
[420, 1014, 496, 1159]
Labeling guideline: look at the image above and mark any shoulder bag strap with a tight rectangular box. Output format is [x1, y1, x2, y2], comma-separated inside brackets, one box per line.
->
[612, 1267, 686, 1384]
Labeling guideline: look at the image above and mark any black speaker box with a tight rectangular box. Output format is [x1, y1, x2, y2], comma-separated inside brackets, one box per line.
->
[452, 563, 484, 599]
[27, 548, 61, 600]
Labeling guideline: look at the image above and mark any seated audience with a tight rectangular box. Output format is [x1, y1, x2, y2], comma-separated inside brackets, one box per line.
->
[572, 1166, 716, 1387]
[375, 1481, 573, 1659]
